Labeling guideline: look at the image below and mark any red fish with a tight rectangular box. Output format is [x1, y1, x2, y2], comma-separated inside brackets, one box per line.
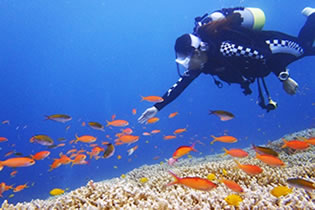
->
[115, 135, 139, 145]
[0, 137, 8, 142]
[31, 151, 50, 160]
[168, 112, 178, 118]
[166, 171, 217, 191]
[210, 135, 237, 144]
[281, 139, 310, 150]
[163, 135, 176, 140]
[219, 178, 244, 193]
[223, 148, 248, 158]
[256, 153, 285, 167]
[0, 157, 35, 171]
[140, 96, 164, 103]
[234, 160, 263, 175]
[106, 120, 129, 127]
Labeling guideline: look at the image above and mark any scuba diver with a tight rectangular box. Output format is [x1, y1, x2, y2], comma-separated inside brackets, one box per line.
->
[138, 7, 315, 124]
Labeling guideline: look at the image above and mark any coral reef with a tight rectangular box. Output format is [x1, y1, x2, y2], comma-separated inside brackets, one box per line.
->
[1, 128, 314, 209]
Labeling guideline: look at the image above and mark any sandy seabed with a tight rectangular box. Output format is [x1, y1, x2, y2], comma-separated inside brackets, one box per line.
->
[1, 128, 314, 210]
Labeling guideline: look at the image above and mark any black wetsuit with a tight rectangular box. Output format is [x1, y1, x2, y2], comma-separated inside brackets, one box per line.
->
[154, 14, 315, 111]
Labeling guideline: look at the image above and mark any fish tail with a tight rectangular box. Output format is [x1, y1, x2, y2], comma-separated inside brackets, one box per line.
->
[208, 110, 214, 115]
[140, 96, 144, 102]
[281, 138, 288, 148]
[234, 159, 241, 167]
[222, 148, 228, 156]
[210, 136, 216, 144]
[166, 170, 180, 186]
[191, 142, 198, 152]
[0, 163, 3, 171]
[44, 115, 50, 120]
[106, 120, 111, 127]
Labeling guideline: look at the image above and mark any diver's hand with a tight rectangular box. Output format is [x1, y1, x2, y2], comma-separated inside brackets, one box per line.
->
[282, 78, 298, 95]
[138, 106, 158, 124]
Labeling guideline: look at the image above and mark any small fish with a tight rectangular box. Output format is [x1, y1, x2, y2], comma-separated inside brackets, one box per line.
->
[166, 171, 217, 191]
[270, 186, 292, 198]
[132, 108, 136, 115]
[71, 154, 87, 166]
[281, 139, 310, 150]
[0, 137, 8, 142]
[30, 135, 54, 146]
[140, 96, 164, 103]
[163, 135, 176, 140]
[121, 174, 126, 179]
[224, 194, 243, 207]
[111, 114, 116, 121]
[209, 110, 234, 121]
[173, 128, 187, 135]
[256, 153, 285, 167]
[8, 194, 14, 198]
[210, 135, 237, 144]
[57, 137, 66, 142]
[122, 128, 133, 135]
[103, 143, 115, 158]
[88, 122, 104, 131]
[13, 183, 28, 192]
[127, 145, 138, 156]
[168, 112, 178, 118]
[222, 169, 228, 176]
[146, 117, 159, 124]
[172, 142, 197, 159]
[31, 151, 50, 160]
[10, 170, 18, 177]
[286, 178, 315, 191]
[49, 188, 65, 196]
[220, 178, 244, 193]
[234, 160, 263, 175]
[45, 114, 72, 123]
[1, 120, 10, 125]
[252, 144, 278, 157]
[0, 157, 35, 171]
[223, 148, 248, 158]
[75, 135, 97, 143]
[106, 120, 129, 127]
[117, 155, 122, 160]
[139, 177, 148, 183]
[49, 159, 62, 171]
[151, 129, 161, 134]
[115, 135, 139, 145]
[87, 146, 104, 159]
[142, 132, 151, 136]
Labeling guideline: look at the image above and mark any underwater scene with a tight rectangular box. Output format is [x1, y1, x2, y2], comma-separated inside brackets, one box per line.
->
[0, 0, 314, 209]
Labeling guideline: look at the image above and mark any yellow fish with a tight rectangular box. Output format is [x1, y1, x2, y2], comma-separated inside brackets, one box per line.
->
[270, 186, 292, 198]
[139, 177, 148, 183]
[224, 194, 243, 206]
[49, 188, 65, 196]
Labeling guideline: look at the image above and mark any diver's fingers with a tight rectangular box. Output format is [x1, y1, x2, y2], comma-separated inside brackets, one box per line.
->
[138, 114, 147, 124]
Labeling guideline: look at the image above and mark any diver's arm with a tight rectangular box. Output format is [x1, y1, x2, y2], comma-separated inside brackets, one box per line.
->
[154, 70, 201, 111]
[138, 70, 201, 124]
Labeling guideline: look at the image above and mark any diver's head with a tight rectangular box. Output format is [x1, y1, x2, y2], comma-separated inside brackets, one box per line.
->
[175, 34, 208, 70]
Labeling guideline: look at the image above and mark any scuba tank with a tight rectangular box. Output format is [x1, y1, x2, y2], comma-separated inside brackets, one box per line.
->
[194, 7, 266, 33]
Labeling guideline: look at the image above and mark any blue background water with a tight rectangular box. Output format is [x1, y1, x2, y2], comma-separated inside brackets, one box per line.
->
[0, 0, 314, 204]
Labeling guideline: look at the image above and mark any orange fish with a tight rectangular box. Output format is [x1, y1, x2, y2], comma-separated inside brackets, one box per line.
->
[111, 114, 116, 121]
[106, 120, 129, 127]
[1, 120, 10, 125]
[173, 128, 187, 135]
[59, 154, 72, 165]
[234, 160, 263, 175]
[210, 135, 237, 144]
[151, 129, 161, 134]
[75, 135, 97, 143]
[223, 148, 248, 158]
[0, 137, 8, 142]
[132, 108, 137, 115]
[13, 183, 28, 192]
[172, 142, 197, 159]
[81, 121, 86, 127]
[0, 182, 6, 197]
[49, 159, 62, 171]
[142, 132, 151, 136]
[281, 139, 309, 150]
[122, 128, 133, 135]
[87, 146, 104, 159]
[146, 117, 159, 124]
[10, 170, 18, 177]
[256, 153, 285, 167]
[163, 135, 176, 140]
[4, 151, 15, 157]
[117, 155, 122, 160]
[140, 96, 164, 103]
[219, 178, 244, 193]
[66, 149, 77, 154]
[115, 135, 139, 145]
[166, 171, 217, 191]
[209, 110, 234, 121]
[72, 154, 87, 166]
[31, 151, 50, 160]
[0, 157, 35, 171]
[168, 112, 178, 118]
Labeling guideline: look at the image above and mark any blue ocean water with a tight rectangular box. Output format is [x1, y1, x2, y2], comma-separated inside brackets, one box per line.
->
[0, 0, 314, 204]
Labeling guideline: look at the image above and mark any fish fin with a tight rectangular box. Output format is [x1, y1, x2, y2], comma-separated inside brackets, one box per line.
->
[106, 120, 111, 127]
[140, 95, 144, 102]
[208, 110, 214, 115]
[190, 142, 198, 152]
[0, 164, 3, 171]
[222, 148, 228, 156]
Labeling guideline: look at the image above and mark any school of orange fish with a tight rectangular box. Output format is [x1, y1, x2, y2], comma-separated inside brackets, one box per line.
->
[0, 95, 314, 202]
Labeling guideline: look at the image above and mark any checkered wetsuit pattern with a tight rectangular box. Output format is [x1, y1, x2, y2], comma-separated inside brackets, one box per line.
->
[265, 39, 304, 57]
[220, 41, 265, 60]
